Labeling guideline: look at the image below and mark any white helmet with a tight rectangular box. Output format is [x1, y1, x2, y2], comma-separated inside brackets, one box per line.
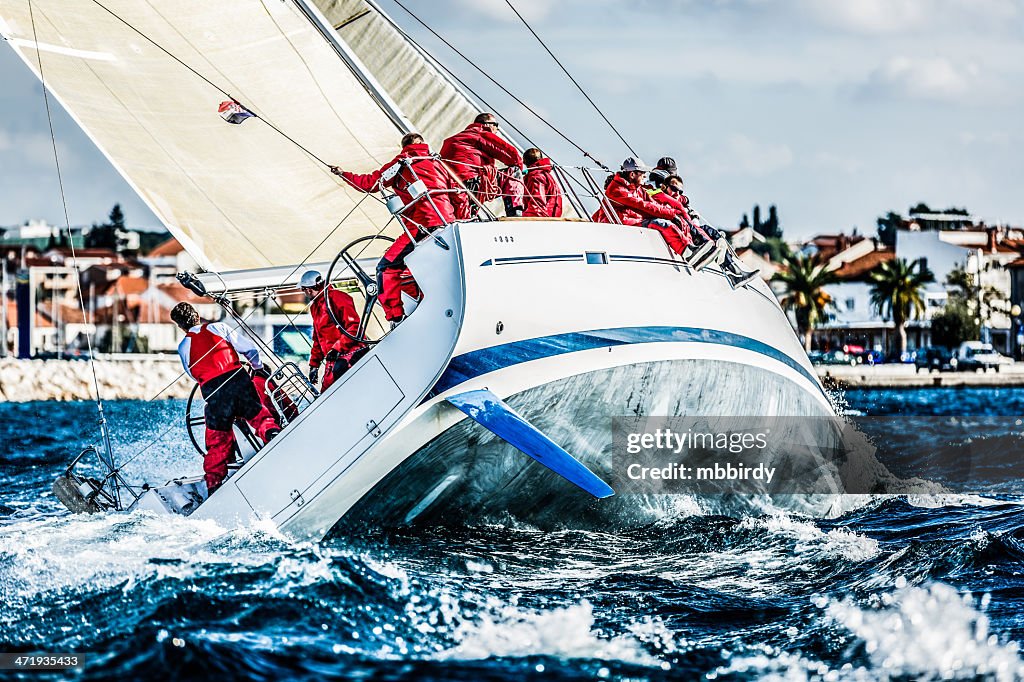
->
[299, 270, 323, 289]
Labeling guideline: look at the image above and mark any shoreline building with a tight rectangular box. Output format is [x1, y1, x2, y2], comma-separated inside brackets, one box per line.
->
[810, 222, 1024, 357]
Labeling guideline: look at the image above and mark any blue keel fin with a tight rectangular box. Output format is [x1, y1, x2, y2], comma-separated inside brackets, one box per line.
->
[445, 389, 614, 499]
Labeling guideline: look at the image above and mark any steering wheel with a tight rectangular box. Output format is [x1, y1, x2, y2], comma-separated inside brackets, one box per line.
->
[184, 382, 260, 458]
[325, 234, 395, 346]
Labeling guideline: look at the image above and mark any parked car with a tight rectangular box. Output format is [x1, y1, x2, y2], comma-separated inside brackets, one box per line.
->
[809, 349, 858, 366]
[845, 346, 884, 365]
[955, 341, 1006, 372]
[914, 346, 957, 373]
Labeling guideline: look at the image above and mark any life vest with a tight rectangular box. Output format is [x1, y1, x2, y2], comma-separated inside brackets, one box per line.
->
[185, 323, 242, 385]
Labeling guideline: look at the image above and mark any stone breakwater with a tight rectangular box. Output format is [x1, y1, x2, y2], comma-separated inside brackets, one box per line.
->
[0, 357, 193, 402]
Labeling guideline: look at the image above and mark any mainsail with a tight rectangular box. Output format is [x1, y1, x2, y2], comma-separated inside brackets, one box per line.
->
[1, 0, 576, 274]
[0, 0, 418, 273]
[314, 0, 483, 149]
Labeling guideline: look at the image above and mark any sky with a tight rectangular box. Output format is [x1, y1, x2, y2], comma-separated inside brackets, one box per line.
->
[1, 0, 1022, 241]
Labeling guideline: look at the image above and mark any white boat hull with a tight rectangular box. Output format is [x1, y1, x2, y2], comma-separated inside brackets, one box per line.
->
[184, 220, 838, 540]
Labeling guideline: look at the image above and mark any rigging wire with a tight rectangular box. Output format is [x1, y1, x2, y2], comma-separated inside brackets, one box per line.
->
[88, 0, 332, 167]
[503, 0, 639, 158]
[114, 194, 388, 474]
[26, 0, 117, 479]
[363, 3, 539, 150]
[387, 0, 610, 170]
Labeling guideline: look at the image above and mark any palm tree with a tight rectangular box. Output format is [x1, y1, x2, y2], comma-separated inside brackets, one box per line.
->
[772, 253, 838, 351]
[869, 258, 935, 358]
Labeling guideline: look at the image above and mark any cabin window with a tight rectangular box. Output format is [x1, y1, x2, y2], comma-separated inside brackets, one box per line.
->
[585, 252, 608, 265]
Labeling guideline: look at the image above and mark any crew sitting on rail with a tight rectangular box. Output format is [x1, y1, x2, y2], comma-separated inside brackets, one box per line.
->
[661, 172, 760, 288]
[440, 113, 524, 219]
[171, 302, 280, 494]
[592, 158, 690, 253]
[522, 147, 563, 218]
[330, 133, 457, 326]
[301, 270, 366, 392]
[645, 169, 716, 268]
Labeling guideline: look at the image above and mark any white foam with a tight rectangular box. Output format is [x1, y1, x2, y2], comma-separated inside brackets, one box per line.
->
[436, 601, 658, 666]
[0, 511, 224, 608]
[740, 514, 880, 561]
[709, 646, 874, 681]
[825, 583, 1024, 680]
[905, 493, 1011, 509]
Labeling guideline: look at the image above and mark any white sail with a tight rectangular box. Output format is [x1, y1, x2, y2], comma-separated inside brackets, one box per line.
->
[316, 0, 582, 219]
[315, 0, 482, 148]
[0, 0, 411, 273]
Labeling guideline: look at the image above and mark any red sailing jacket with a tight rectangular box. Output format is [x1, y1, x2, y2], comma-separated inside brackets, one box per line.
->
[523, 158, 563, 218]
[591, 174, 677, 226]
[341, 143, 456, 234]
[440, 123, 523, 182]
[308, 288, 362, 369]
[183, 323, 242, 385]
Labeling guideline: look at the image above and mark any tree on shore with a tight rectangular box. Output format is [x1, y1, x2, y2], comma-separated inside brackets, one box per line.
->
[869, 258, 935, 357]
[931, 298, 979, 349]
[772, 253, 838, 351]
[86, 204, 125, 250]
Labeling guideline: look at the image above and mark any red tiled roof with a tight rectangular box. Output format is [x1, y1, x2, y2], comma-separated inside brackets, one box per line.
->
[4, 297, 54, 328]
[832, 249, 895, 280]
[47, 247, 119, 259]
[106, 276, 149, 296]
[808, 234, 866, 260]
[147, 237, 183, 257]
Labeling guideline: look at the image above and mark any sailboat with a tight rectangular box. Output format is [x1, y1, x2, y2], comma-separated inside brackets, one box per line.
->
[1, 0, 846, 540]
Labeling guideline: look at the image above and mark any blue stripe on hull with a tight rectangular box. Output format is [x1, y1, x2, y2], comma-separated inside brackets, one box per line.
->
[432, 326, 822, 397]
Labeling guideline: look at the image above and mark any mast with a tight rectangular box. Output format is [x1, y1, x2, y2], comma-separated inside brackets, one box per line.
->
[292, 0, 413, 135]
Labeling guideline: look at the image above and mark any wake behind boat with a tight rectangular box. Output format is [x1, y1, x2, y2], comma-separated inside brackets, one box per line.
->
[2, 0, 856, 541]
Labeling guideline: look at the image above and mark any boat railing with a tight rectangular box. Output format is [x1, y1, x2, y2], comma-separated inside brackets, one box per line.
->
[265, 362, 319, 426]
[381, 156, 496, 243]
[580, 166, 622, 225]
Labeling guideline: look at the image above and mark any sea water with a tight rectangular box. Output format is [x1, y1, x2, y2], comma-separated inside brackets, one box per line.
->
[2, 389, 1024, 680]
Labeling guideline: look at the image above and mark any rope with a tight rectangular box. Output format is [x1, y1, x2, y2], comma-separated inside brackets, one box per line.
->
[115, 193, 392, 474]
[503, 0, 639, 159]
[27, 0, 114, 461]
[88, 0, 331, 167]
[388, 0, 609, 170]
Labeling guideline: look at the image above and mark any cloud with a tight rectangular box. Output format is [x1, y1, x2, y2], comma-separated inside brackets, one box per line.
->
[807, 151, 864, 175]
[858, 56, 978, 102]
[0, 128, 11, 151]
[958, 131, 1013, 147]
[705, 134, 794, 177]
[807, 0, 1023, 35]
[449, 0, 554, 24]
[644, 0, 1021, 37]
[794, 0, 931, 34]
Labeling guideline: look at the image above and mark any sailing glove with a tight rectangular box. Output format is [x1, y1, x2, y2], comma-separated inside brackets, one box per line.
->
[309, 366, 319, 386]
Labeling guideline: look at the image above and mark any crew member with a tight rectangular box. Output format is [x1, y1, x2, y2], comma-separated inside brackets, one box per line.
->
[665, 175, 759, 288]
[592, 158, 687, 252]
[330, 132, 456, 324]
[522, 148, 563, 218]
[171, 303, 280, 494]
[440, 113, 523, 219]
[301, 270, 365, 392]
[654, 156, 678, 176]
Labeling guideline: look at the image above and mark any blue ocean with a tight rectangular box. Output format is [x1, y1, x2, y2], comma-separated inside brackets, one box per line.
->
[3, 388, 1024, 680]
